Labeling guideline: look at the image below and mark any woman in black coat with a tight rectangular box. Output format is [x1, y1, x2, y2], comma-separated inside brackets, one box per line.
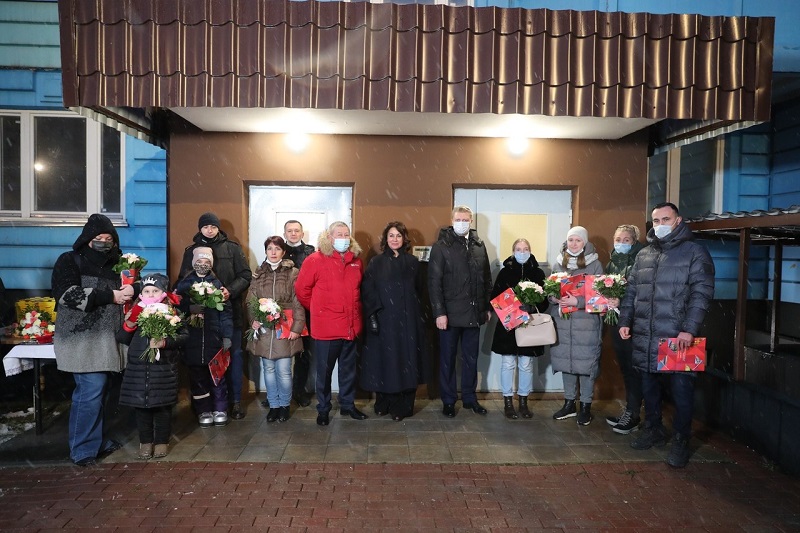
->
[360, 222, 425, 421]
[490, 238, 547, 419]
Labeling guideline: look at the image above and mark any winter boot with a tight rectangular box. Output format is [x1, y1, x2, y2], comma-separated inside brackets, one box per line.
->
[577, 402, 593, 426]
[518, 396, 533, 419]
[666, 434, 691, 468]
[552, 399, 577, 420]
[503, 396, 518, 419]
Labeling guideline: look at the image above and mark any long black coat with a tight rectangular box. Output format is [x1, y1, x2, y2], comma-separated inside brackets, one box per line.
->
[176, 272, 234, 366]
[116, 319, 188, 408]
[490, 255, 548, 357]
[428, 227, 492, 327]
[359, 249, 425, 393]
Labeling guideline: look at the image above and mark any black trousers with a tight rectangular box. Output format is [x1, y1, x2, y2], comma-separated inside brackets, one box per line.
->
[375, 390, 416, 418]
[135, 406, 172, 445]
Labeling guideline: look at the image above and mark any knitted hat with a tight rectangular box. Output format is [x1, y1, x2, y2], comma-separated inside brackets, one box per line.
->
[566, 226, 589, 244]
[192, 246, 214, 266]
[141, 273, 170, 293]
[198, 212, 221, 230]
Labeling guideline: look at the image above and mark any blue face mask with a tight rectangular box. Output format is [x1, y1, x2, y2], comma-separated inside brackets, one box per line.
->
[614, 243, 632, 254]
[514, 252, 531, 264]
[654, 224, 673, 239]
[333, 238, 350, 253]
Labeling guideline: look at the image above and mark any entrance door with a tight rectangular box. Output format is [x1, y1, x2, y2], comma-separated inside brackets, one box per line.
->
[247, 185, 353, 392]
[453, 188, 572, 392]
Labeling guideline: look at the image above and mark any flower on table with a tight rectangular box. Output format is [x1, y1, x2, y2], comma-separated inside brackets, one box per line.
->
[17, 310, 55, 341]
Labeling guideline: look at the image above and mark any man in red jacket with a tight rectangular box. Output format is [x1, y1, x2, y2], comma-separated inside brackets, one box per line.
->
[295, 221, 367, 426]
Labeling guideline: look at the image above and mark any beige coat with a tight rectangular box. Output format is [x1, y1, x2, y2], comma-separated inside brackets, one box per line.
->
[245, 259, 305, 360]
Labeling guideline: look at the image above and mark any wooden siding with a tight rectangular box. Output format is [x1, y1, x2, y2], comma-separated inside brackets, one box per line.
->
[0, 0, 60, 69]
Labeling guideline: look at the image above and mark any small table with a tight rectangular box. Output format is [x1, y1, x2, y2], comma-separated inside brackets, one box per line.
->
[2, 341, 57, 435]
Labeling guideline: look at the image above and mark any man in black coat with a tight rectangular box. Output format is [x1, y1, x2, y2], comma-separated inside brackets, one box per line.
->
[619, 202, 715, 468]
[179, 212, 251, 419]
[428, 205, 492, 417]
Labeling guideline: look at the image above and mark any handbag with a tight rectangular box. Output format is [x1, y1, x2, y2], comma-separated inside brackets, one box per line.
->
[514, 313, 557, 347]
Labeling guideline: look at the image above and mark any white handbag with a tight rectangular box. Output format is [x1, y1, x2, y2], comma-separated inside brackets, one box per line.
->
[514, 313, 557, 347]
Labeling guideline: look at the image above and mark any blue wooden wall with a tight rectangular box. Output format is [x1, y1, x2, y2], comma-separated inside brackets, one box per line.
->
[0, 0, 60, 69]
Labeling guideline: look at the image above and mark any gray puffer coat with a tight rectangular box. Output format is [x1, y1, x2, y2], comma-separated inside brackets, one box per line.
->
[548, 242, 604, 377]
[618, 221, 715, 373]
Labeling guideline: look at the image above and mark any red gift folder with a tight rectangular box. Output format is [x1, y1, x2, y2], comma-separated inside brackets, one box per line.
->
[208, 348, 231, 386]
[490, 288, 529, 331]
[657, 338, 707, 371]
[560, 274, 585, 314]
[583, 275, 609, 314]
[275, 309, 309, 339]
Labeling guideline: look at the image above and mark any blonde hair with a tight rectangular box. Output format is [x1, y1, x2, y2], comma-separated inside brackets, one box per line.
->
[328, 221, 350, 233]
[615, 224, 640, 241]
[451, 205, 473, 219]
[512, 238, 531, 252]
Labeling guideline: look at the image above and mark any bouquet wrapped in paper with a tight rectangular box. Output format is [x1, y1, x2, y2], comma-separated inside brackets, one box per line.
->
[113, 253, 148, 313]
[543, 272, 572, 319]
[591, 274, 627, 325]
[136, 303, 182, 362]
[245, 297, 283, 341]
[187, 281, 225, 328]
[512, 280, 546, 327]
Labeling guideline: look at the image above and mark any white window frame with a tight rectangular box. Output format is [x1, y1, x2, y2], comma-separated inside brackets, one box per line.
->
[0, 109, 126, 225]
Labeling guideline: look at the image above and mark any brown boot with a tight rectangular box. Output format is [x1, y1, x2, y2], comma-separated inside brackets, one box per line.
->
[518, 396, 533, 419]
[152, 444, 168, 458]
[137, 443, 153, 460]
[503, 396, 518, 419]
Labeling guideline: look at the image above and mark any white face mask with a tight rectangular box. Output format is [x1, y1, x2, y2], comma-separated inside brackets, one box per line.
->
[333, 238, 350, 253]
[453, 221, 470, 236]
[654, 224, 673, 239]
[566, 248, 584, 257]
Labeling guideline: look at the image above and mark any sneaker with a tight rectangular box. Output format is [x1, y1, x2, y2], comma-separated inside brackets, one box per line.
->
[630, 423, 669, 450]
[612, 410, 641, 435]
[606, 407, 624, 426]
[198, 412, 214, 428]
[666, 434, 691, 468]
[212, 411, 229, 427]
[552, 399, 577, 420]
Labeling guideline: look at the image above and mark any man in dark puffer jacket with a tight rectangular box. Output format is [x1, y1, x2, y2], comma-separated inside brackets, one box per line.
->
[428, 205, 492, 418]
[619, 202, 715, 468]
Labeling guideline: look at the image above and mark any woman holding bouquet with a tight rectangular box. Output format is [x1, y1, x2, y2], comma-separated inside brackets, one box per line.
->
[604, 224, 645, 434]
[245, 236, 306, 423]
[490, 238, 547, 419]
[117, 274, 187, 459]
[359, 222, 425, 421]
[548, 226, 604, 426]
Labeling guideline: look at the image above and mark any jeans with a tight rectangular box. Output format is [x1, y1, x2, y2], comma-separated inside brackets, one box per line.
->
[610, 325, 643, 412]
[438, 326, 480, 405]
[641, 370, 696, 438]
[501, 355, 533, 396]
[262, 357, 292, 408]
[69, 372, 111, 463]
[315, 338, 357, 414]
[561, 372, 596, 403]
[226, 328, 244, 404]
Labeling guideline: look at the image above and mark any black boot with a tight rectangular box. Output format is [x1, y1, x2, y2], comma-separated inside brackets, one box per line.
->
[577, 402, 593, 426]
[518, 396, 532, 419]
[553, 399, 577, 420]
[503, 396, 518, 419]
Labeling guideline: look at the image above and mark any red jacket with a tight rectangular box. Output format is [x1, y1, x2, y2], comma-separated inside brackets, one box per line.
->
[295, 237, 363, 341]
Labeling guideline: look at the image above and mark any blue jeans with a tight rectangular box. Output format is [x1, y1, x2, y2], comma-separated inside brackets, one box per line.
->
[69, 372, 112, 463]
[641, 370, 696, 439]
[226, 328, 244, 404]
[501, 355, 533, 396]
[262, 357, 292, 408]
[438, 326, 480, 405]
[315, 339, 357, 414]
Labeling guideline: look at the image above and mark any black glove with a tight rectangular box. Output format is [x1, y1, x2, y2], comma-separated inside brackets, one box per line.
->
[368, 313, 379, 336]
[189, 304, 204, 314]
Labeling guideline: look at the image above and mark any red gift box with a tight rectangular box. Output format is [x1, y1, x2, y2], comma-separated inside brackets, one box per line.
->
[275, 309, 309, 339]
[490, 288, 529, 331]
[560, 274, 585, 314]
[208, 348, 231, 386]
[583, 275, 609, 314]
[657, 338, 706, 371]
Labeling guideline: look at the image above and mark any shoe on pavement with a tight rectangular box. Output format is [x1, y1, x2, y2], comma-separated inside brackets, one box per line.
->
[198, 412, 214, 428]
[230, 402, 245, 420]
[463, 401, 488, 415]
[341, 407, 368, 420]
[612, 410, 641, 435]
[576, 402, 593, 426]
[442, 404, 456, 418]
[316, 412, 330, 426]
[152, 444, 168, 458]
[630, 423, 669, 450]
[212, 411, 229, 427]
[553, 399, 577, 420]
[666, 434, 691, 468]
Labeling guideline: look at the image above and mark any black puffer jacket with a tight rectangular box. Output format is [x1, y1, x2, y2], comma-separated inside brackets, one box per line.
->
[618, 221, 715, 373]
[179, 230, 251, 328]
[285, 242, 315, 269]
[490, 255, 548, 356]
[428, 227, 492, 327]
[116, 316, 188, 408]
[176, 272, 234, 366]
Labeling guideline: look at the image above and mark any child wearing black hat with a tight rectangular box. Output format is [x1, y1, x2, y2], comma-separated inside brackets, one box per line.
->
[116, 273, 187, 459]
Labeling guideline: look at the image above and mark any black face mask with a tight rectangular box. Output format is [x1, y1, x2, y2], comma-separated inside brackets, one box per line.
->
[91, 240, 114, 253]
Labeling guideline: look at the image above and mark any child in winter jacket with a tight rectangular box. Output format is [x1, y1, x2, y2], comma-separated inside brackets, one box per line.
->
[176, 247, 234, 428]
[117, 273, 187, 459]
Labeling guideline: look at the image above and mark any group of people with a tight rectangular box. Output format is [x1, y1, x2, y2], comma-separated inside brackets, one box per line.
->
[50, 200, 713, 469]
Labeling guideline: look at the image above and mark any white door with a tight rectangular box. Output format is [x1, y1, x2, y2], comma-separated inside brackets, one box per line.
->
[247, 185, 353, 392]
[453, 188, 573, 392]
